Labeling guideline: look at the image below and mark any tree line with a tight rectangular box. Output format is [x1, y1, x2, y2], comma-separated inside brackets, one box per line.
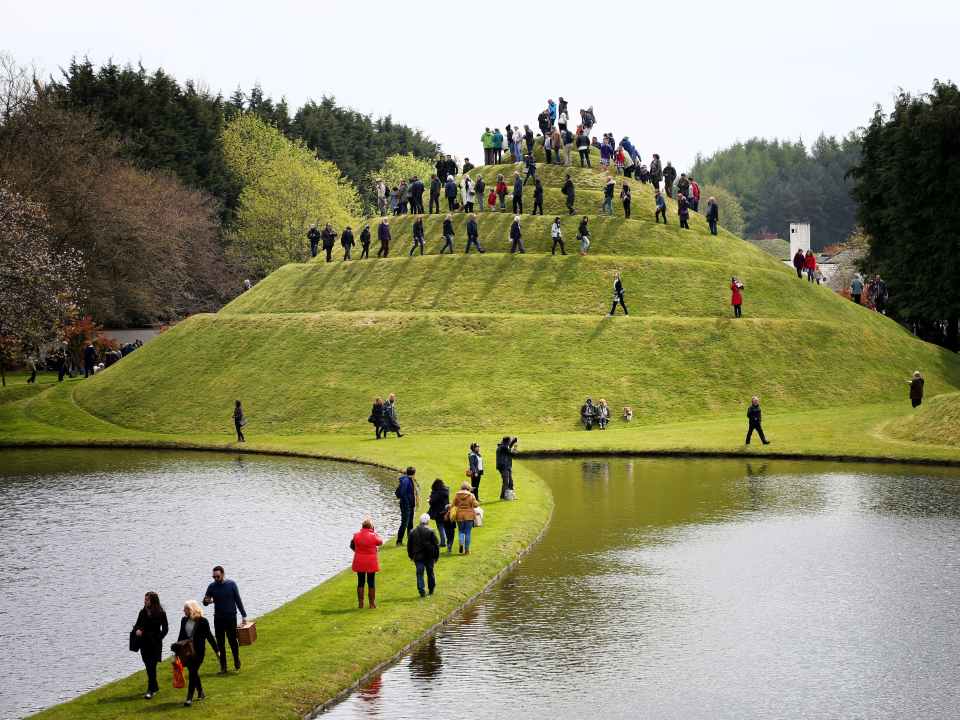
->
[691, 133, 860, 251]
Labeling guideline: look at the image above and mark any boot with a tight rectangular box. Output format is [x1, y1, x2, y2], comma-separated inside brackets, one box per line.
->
[368, 588, 378, 609]
[357, 586, 364, 608]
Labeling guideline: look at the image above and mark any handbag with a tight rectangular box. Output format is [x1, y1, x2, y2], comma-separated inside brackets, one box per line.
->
[466, 469, 474, 478]
[239, 418, 248, 426]
[367, 414, 374, 424]
[172, 658, 186, 689]
[170, 618, 199, 663]
[473, 507, 484, 527]
[129, 627, 141, 652]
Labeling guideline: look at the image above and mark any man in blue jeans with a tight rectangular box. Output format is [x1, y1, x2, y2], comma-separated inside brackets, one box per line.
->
[203, 565, 247, 673]
[406, 513, 440, 596]
[395, 467, 417, 546]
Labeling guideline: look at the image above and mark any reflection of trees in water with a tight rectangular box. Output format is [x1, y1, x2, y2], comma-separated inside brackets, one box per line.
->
[582, 461, 611, 483]
[408, 635, 442, 680]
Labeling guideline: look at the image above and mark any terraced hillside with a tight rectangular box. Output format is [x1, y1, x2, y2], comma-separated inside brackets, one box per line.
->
[61, 152, 960, 435]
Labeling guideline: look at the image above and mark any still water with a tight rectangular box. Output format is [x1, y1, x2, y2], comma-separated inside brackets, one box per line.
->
[0, 449, 398, 720]
[324, 458, 960, 719]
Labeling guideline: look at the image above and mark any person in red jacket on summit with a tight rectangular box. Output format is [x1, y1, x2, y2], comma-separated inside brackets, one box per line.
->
[351, 519, 384, 609]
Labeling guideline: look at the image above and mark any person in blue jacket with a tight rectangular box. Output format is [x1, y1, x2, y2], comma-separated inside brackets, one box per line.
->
[465, 214, 485, 253]
[492, 128, 504, 163]
[510, 216, 526, 254]
[654, 189, 668, 224]
[445, 177, 459, 212]
[395, 467, 418, 546]
[547, 99, 556, 122]
[202, 566, 247, 674]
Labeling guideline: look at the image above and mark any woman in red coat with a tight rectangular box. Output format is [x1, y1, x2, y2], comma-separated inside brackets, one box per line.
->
[730, 276, 744, 318]
[804, 250, 817, 282]
[351, 519, 383, 609]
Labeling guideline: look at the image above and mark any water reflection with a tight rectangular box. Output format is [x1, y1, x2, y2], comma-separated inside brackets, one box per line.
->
[0, 449, 398, 720]
[324, 458, 960, 719]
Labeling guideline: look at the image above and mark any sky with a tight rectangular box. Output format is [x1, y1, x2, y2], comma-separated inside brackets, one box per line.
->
[5, 0, 959, 173]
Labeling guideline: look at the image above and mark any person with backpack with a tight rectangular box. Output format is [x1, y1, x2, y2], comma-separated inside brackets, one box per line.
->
[445, 176, 459, 212]
[320, 222, 337, 262]
[533, 178, 544, 216]
[496, 436, 519, 500]
[576, 130, 592, 168]
[410, 216, 425, 256]
[562, 174, 576, 215]
[510, 216, 526, 253]
[706, 197, 719, 234]
[407, 513, 440, 597]
[429, 174, 442, 214]
[654, 189, 668, 224]
[607, 273, 628, 316]
[395, 466, 418, 546]
[359, 225, 371, 259]
[601, 176, 615, 217]
[441, 214, 456, 254]
[621, 182, 632, 219]
[307, 224, 321, 258]
[465, 213, 485, 253]
[551, 216, 568, 255]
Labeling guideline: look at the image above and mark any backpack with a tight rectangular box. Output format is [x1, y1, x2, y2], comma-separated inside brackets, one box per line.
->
[587, 106, 596, 123]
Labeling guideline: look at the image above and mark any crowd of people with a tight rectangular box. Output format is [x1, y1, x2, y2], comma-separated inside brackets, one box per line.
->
[130, 566, 249, 706]
[22, 338, 145, 383]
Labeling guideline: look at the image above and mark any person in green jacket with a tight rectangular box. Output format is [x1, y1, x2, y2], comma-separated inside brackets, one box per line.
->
[481, 128, 494, 165]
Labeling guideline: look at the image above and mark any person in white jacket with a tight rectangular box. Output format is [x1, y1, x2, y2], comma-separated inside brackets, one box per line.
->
[550, 216, 568, 255]
[460, 175, 476, 213]
[512, 128, 523, 163]
[375, 179, 388, 216]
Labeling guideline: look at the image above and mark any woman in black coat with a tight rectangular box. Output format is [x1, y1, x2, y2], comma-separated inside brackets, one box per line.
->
[173, 601, 220, 707]
[341, 227, 355, 260]
[134, 591, 169, 699]
[371, 397, 385, 439]
[428, 478, 454, 552]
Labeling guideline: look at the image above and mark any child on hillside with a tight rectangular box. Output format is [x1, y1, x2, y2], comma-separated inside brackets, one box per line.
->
[488, 190, 497, 213]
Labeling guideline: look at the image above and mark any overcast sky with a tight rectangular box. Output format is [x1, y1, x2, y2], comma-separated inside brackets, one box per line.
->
[5, 0, 958, 173]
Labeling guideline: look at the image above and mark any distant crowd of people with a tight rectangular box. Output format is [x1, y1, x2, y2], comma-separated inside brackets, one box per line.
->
[22, 338, 145, 383]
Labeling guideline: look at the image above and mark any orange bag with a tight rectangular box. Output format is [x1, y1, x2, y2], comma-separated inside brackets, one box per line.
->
[172, 658, 185, 688]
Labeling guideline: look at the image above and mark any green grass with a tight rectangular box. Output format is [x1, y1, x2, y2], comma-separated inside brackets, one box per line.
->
[5, 147, 960, 719]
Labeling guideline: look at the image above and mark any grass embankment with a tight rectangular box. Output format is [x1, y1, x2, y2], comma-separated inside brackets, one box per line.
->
[882, 392, 960, 445]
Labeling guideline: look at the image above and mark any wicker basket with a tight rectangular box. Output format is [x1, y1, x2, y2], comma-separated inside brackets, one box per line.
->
[236, 621, 257, 646]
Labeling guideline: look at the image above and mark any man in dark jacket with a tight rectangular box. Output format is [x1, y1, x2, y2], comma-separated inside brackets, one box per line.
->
[83, 342, 98, 378]
[203, 565, 247, 672]
[510, 216, 525, 253]
[436, 155, 447, 182]
[792, 250, 805, 279]
[576, 132, 592, 168]
[445, 177, 459, 212]
[538, 110, 550, 136]
[496, 436, 518, 500]
[407, 512, 440, 597]
[445, 155, 458, 179]
[562, 174, 576, 215]
[377, 218, 391, 258]
[581, 398, 597, 429]
[465, 214, 485, 253]
[746, 396, 771, 445]
[706, 197, 719, 235]
[663, 161, 677, 198]
[875, 275, 888, 314]
[410, 176, 425, 214]
[512, 172, 524, 214]
[320, 223, 337, 262]
[429, 174, 442, 214]
[395, 467, 417, 546]
[307, 224, 321, 258]
[908, 371, 924, 408]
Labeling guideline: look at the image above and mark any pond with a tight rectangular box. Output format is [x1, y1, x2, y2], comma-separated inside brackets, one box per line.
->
[323, 457, 960, 719]
[0, 449, 398, 720]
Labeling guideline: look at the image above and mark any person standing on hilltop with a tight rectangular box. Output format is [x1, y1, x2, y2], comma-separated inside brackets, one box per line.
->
[731, 276, 744, 318]
[376, 179, 389, 216]
[650, 154, 663, 190]
[377, 217, 391, 258]
[511, 126, 523, 163]
[804, 250, 817, 282]
[445, 154, 459, 180]
[493, 128, 504, 164]
[746, 396, 771, 445]
[677, 173, 690, 201]
[307, 223, 321, 258]
[551, 216, 568, 255]
[410, 175, 425, 214]
[690, 178, 701, 212]
[551, 126, 563, 165]
[562, 173, 576, 215]
[850, 273, 864, 304]
[577, 129, 592, 168]
[558, 108, 569, 134]
[482, 128, 494, 165]
[538, 109, 550, 136]
[512, 171, 524, 215]
[663, 161, 677, 198]
[436, 155, 447, 182]
[607, 273, 628, 316]
[548, 98, 557, 123]
[510, 216, 526, 254]
[706, 197, 719, 235]
[466, 213, 485, 254]
[655, 189, 668, 224]
[908, 371, 925, 408]
[524, 150, 537, 185]
[463, 158, 475, 175]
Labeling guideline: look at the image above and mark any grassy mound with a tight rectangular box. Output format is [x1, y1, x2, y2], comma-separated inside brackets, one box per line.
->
[882, 392, 960, 445]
